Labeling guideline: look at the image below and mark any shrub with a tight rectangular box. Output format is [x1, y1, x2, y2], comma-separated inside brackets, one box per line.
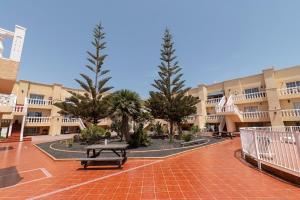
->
[65, 138, 74, 148]
[182, 133, 193, 142]
[105, 131, 111, 139]
[153, 122, 164, 136]
[80, 125, 106, 143]
[191, 125, 199, 134]
[129, 124, 151, 147]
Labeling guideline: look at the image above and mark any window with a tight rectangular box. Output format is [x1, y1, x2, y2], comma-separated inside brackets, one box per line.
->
[29, 94, 44, 100]
[244, 87, 260, 99]
[27, 112, 42, 117]
[294, 102, 300, 109]
[244, 87, 259, 94]
[286, 81, 300, 88]
[24, 127, 40, 136]
[244, 106, 258, 112]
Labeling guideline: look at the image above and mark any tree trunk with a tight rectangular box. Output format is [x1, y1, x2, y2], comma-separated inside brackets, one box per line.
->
[121, 115, 130, 142]
[177, 122, 183, 139]
[169, 121, 174, 143]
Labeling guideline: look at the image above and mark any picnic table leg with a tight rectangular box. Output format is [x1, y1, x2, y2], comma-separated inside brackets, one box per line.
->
[87, 149, 90, 158]
[122, 149, 127, 163]
[93, 149, 96, 157]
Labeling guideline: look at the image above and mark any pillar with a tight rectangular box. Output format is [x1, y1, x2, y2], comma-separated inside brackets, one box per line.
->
[197, 85, 208, 129]
[20, 115, 25, 141]
[263, 68, 284, 127]
[8, 120, 13, 137]
[225, 117, 236, 132]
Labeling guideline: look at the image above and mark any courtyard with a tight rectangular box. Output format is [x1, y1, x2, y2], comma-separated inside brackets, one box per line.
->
[0, 138, 299, 200]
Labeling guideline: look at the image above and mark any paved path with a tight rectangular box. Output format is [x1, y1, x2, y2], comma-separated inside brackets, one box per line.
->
[0, 138, 299, 200]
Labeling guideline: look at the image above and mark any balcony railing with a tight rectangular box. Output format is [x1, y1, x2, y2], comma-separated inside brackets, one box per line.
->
[206, 97, 222, 105]
[281, 109, 300, 118]
[232, 91, 267, 102]
[13, 105, 27, 113]
[0, 94, 16, 107]
[62, 118, 80, 123]
[278, 86, 300, 96]
[206, 114, 223, 122]
[242, 111, 269, 119]
[26, 117, 51, 123]
[26, 98, 53, 106]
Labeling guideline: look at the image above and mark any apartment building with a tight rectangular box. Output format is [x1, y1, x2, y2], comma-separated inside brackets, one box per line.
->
[186, 66, 300, 133]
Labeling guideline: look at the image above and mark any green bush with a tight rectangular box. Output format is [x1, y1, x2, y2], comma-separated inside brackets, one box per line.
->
[191, 125, 199, 134]
[80, 125, 106, 143]
[182, 133, 193, 142]
[105, 131, 111, 139]
[129, 124, 151, 147]
[65, 138, 74, 147]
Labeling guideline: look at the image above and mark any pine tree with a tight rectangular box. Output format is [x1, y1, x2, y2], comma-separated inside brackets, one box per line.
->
[55, 23, 113, 124]
[146, 29, 199, 142]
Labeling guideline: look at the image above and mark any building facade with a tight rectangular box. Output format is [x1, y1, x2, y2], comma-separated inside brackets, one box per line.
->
[186, 66, 300, 132]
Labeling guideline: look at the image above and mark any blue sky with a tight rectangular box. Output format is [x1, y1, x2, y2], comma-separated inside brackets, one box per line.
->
[2, 0, 300, 98]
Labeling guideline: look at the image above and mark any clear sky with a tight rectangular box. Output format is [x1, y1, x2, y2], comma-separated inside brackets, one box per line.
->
[2, 0, 300, 98]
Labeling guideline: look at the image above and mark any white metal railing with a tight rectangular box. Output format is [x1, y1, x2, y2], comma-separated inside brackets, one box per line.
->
[232, 91, 267, 102]
[205, 114, 223, 121]
[26, 117, 51, 123]
[242, 111, 269, 119]
[240, 127, 300, 175]
[278, 86, 300, 96]
[206, 97, 222, 105]
[0, 94, 16, 107]
[281, 109, 300, 118]
[26, 98, 53, 106]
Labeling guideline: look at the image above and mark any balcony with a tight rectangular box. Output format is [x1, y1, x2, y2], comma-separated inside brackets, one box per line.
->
[0, 94, 16, 113]
[242, 111, 270, 122]
[205, 114, 223, 123]
[281, 109, 300, 121]
[232, 91, 267, 104]
[13, 105, 27, 115]
[62, 117, 86, 129]
[206, 97, 222, 107]
[278, 87, 300, 99]
[26, 117, 51, 126]
[26, 98, 53, 108]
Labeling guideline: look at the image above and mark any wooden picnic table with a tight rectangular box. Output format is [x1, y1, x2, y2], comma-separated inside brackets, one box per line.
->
[79, 144, 128, 169]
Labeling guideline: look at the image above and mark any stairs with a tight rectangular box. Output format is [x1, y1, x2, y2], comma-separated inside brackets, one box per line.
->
[0, 123, 31, 143]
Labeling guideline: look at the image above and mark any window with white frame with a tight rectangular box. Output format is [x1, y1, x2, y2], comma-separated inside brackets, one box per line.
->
[29, 94, 44, 100]
[286, 81, 300, 88]
[244, 106, 258, 112]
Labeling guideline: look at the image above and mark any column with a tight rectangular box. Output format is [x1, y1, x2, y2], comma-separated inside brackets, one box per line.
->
[20, 115, 26, 142]
[197, 85, 208, 129]
[8, 120, 13, 137]
[263, 68, 284, 127]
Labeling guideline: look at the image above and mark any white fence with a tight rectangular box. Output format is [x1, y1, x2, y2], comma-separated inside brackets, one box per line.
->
[240, 127, 300, 175]
[26, 117, 51, 123]
[232, 91, 267, 102]
[26, 98, 53, 106]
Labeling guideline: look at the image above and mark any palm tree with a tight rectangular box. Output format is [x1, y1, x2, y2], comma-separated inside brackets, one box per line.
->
[109, 90, 141, 142]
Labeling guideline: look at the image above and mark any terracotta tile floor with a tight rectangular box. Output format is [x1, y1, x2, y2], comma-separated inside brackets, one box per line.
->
[0, 138, 299, 200]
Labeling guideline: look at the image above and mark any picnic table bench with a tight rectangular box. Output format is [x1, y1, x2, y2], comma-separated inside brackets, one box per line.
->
[181, 138, 207, 146]
[78, 144, 128, 169]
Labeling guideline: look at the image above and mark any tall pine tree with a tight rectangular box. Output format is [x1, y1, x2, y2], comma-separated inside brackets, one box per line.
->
[146, 29, 199, 142]
[55, 23, 113, 124]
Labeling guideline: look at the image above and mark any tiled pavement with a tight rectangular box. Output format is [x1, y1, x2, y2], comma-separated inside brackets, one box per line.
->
[0, 138, 299, 200]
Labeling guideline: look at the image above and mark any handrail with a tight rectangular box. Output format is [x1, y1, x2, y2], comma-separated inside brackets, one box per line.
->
[240, 127, 300, 174]
[242, 111, 269, 119]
